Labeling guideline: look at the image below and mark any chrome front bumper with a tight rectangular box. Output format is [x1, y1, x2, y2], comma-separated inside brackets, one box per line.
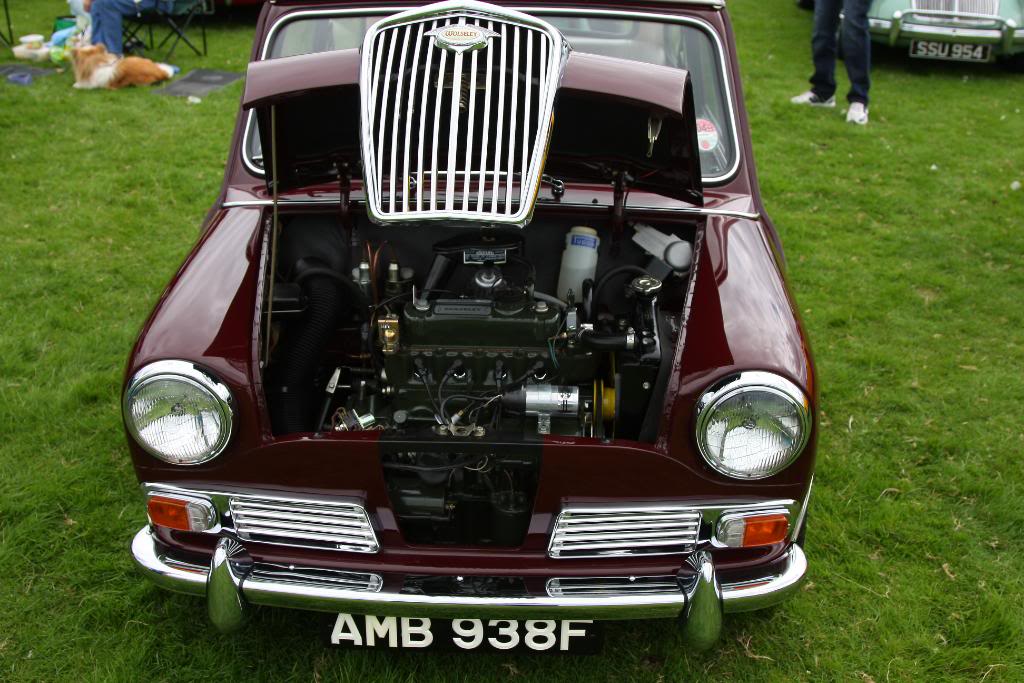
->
[131, 526, 807, 646]
[869, 11, 1024, 53]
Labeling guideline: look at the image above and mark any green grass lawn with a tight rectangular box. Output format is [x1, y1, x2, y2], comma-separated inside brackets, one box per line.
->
[2, 1, 1023, 681]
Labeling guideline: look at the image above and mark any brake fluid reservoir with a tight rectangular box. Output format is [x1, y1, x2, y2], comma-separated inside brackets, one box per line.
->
[556, 226, 599, 302]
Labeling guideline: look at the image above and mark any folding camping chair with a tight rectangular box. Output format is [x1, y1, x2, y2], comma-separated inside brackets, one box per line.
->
[0, 0, 13, 49]
[123, 0, 211, 61]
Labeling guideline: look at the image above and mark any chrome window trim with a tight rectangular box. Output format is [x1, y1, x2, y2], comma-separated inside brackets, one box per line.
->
[694, 371, 812, 480]
[123, 360, 235, 466]
[242, 5, 742, 185]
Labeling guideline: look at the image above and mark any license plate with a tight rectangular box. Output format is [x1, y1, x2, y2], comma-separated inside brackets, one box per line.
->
[909, 40, 991, 62]
[327, 614, 604, 653]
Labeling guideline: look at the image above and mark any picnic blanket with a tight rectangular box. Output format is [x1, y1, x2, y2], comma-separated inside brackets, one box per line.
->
[154, 68, 242, 97]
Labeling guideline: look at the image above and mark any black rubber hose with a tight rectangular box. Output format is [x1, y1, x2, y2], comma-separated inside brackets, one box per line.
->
[294, 266, 368, 310]
[590, 265, 648, 317]
[270, 272, 344, 434]
[578, 331, 633, 352]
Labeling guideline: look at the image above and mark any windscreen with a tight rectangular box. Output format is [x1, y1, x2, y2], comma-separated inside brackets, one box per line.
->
[246, 12, 736, 182]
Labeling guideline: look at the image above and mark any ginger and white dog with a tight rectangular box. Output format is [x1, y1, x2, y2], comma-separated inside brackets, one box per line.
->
[71, 44, 175, 90]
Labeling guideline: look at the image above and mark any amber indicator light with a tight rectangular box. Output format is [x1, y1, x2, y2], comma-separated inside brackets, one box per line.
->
[147, 496, 193, 531]
[741, 514, 790, 547]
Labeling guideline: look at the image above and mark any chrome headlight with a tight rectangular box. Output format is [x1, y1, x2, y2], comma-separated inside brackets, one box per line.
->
[695, 372, 811, 480]
[123, 360, 234, 465]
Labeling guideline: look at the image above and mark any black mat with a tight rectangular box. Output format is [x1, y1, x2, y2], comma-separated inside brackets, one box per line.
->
[0, 64, 57, 78]
[154, 68, 242, 97]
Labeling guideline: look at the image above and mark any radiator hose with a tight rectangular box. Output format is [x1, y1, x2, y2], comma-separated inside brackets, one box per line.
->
[270, 259, 346, 434]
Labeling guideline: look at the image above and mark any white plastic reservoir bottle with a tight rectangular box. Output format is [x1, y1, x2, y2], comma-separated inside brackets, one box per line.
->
[556, 226, 600, 302]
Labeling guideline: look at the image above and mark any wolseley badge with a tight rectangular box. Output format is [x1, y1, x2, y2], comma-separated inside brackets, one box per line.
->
[425, 24, 500, 54]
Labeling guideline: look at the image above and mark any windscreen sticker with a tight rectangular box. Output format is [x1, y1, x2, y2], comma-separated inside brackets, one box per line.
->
[696, 118, 719, 153]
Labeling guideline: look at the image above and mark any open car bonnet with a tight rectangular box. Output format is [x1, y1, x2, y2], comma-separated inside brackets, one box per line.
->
[242, 3, 703, 223]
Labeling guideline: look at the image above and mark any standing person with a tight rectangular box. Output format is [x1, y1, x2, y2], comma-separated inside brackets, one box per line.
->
[84, 0, 172, 56]
[790, 0, 872, 125]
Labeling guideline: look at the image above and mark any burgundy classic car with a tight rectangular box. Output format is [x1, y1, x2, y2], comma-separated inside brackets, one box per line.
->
[125, 0, 815, 652]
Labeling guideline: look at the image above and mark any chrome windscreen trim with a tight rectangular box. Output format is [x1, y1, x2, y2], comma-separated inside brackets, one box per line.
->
[244, 5, 742, 185]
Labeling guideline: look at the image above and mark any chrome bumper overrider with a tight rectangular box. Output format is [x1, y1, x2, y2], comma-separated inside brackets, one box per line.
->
[131, 526, 807, 645]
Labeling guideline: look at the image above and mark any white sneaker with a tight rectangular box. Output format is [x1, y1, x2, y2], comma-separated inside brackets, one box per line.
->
[790, 90, 836, 107]
[846, 102, 869, 125]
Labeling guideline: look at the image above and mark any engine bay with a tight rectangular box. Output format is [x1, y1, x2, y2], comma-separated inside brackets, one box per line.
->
[261, 212, 696, 546]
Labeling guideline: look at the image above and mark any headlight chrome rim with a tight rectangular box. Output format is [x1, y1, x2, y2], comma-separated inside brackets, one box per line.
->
[123, 360, 234, 466]
[694, 371, 811, 480]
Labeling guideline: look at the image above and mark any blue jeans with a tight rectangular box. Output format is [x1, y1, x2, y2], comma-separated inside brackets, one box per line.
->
[810, 0, 871, 105]
[90, 0, 172, 55]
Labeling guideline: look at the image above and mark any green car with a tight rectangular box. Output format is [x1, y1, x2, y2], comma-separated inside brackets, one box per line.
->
[800, 0, 1024, 69]
[870, 0, 1024, 68]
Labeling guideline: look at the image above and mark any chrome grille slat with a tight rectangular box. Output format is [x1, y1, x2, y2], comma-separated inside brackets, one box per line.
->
[376, 30, 398, 207]
[476, 20, 494, 213]
[230, 496, 379, 553]
[561, 524, 704, 532]
[520, 28, 532, 211]
[461, 20, 480, 211]
[231, 509, 371, 526]
[445, 22, 465, 210]
[547, 575, 683, 597]
[402, 23, 425, 212]
[389, 25, 412, 214]
[369, 31, 388, 201]
[415, 19, 439, 211]
[231, 501, 366, 517]
[491, 21, 507, 213]
[234, 520, 377, 538]
[429, 34, 449, 211]
[504, 25, 520, 214]
[555, 530, 699, 543]
[548, 507, 702, 559]
[361, 4, 567, 226]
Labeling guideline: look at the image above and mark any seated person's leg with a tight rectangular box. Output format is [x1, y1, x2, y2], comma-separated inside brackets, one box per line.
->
[89, 0, 162, 56]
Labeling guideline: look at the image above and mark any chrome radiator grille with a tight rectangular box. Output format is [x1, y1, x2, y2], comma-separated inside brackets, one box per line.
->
[911, 0, 998, 12]
[359, 1, 568, 227]
[229, 496, 379, 553]
[910, 0, 1000, 23]
[546, 576, 682, 597]
[548, 507, 702, 559]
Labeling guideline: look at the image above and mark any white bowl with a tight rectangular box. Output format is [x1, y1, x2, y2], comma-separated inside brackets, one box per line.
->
[20, 34, 45, 49]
